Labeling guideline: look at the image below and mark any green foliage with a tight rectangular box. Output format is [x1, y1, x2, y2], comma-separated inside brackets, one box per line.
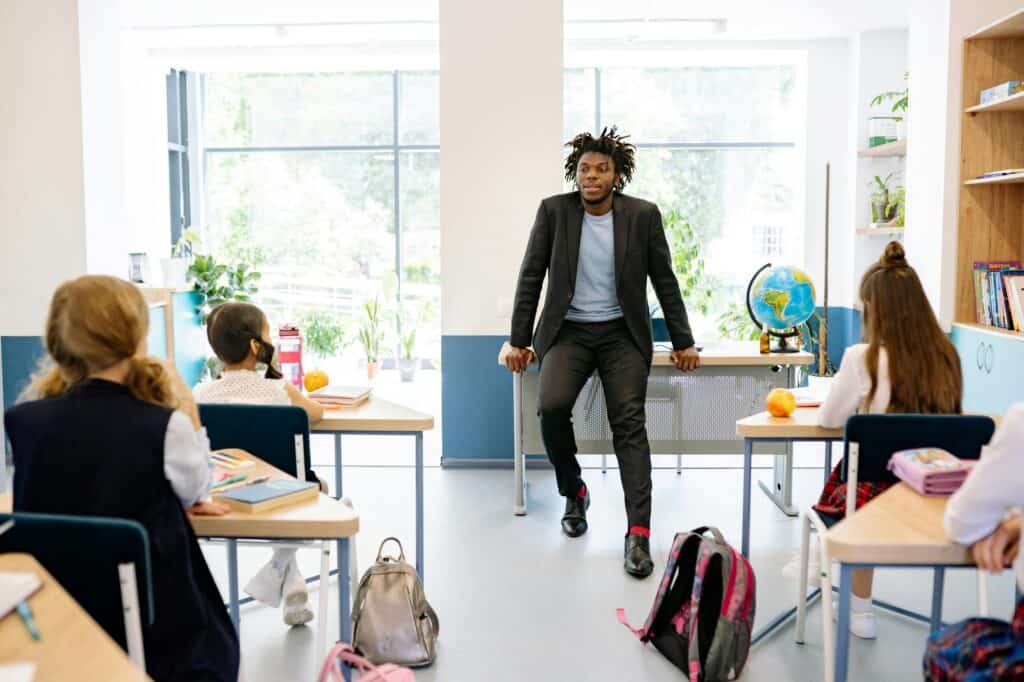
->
[188, 254, 261, 322]
[663, 210, 715, 316]
[301, 310, 348, 359]
[871, 173, 894, 199]
[358, 296, 386, 363]
[716, 302, 761, 341]
[870, 71, 909, 115]
[888, 186, 906, 227]
[403, 261, 439, 284]
[394, 301, 427, 360]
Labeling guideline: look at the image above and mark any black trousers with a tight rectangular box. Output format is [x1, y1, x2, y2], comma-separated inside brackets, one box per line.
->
[537, 319, 652, 529]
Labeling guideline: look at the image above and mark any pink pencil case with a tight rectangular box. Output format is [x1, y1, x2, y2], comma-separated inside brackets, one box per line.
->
[887, 448, 974, 497]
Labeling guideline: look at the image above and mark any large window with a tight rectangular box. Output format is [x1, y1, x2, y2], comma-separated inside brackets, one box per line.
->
[167, 69, 191, 246]
[564, 62, 802, 339]
[200, 71, 440, 362]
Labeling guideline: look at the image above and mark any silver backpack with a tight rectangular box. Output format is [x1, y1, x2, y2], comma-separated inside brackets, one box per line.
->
[351, 537, 439, 667]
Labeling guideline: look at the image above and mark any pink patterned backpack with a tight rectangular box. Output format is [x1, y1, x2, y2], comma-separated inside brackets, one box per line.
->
[617, 526, 756, 681]
[318, 643, 415, 682]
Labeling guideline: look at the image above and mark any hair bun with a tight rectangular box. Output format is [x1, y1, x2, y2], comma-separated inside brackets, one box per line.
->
[880, 241, 907, 268]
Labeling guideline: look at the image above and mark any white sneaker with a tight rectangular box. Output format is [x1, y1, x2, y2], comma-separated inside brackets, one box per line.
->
[244, 560, 285, 608]
[283, 602, 314, 626]
[282, 557, 309, 608]
[849, 610, 877, 639]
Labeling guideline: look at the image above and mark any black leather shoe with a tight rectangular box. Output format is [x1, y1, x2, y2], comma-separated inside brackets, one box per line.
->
[624, 534, 654, 578]
[561, 486, 590, 538]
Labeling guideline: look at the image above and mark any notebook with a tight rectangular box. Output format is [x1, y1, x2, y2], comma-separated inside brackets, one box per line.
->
[213, 479, 319, 513]
[309, 385, 372, 406]
[887, 448, 974, 497]
[0, 572, 42, 621]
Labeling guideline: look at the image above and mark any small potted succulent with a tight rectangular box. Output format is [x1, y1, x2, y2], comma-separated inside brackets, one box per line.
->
[395, 305, 419, 382]
[359, 296, 385, 380]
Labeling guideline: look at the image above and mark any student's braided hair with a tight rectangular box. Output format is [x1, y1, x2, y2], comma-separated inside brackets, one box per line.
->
[563, 126, 637, 191]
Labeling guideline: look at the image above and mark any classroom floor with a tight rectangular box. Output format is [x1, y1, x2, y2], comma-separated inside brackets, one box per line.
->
[201, 456, 1017, 682]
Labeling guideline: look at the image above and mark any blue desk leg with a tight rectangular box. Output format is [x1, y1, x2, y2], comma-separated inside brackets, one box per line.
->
[824, 441, 833, 484]
[931, 568, 946, 632]
[227, 538, 240, 633]
[415, 431, 424, 582]
[339, 537, 351, 682]
[742, 438, 753, 558]
[835, 564, 853, 682]
[334, 434, 343, 499]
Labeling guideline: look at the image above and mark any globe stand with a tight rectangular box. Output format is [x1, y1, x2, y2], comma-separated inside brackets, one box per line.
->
[770, 332, 801, 354]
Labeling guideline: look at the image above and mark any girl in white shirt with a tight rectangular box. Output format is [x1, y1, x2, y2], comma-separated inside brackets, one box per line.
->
[924, 404, 1024, 679]
[194, 301, 325, 626]
[813, 241, 963, 638]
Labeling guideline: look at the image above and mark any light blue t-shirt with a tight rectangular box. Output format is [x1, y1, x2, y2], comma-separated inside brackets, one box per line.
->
[565, 210, 623, 323]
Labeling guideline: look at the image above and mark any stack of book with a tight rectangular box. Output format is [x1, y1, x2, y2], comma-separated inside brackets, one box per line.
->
[309, 384, 373, 407]
[887, 448, 973, 497]
[973, 261, 1024, 331]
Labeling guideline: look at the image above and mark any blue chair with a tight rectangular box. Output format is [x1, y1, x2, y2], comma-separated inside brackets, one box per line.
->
[0, 512, 153, 671]
[198, 404, 313, 481]
[794, 414, 996, 682]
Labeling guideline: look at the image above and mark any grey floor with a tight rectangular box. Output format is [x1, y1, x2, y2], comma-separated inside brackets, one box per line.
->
[201, 459, 1017, 682]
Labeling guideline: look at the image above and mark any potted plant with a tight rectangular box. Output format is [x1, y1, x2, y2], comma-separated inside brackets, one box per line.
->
[870, 173, 896, 225]
[188, 253, 261, 322]
[870, 71, 909, 140]
[162, 228, 199, 288]
[887, 186, 906, 228]
[359, 296, 385, 380]
[395, 305, 420, 382]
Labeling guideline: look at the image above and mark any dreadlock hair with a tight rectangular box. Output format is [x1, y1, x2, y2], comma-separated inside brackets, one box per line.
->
[563, 126, 637, 192]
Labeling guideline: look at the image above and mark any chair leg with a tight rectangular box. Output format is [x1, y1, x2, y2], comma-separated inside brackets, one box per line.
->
[796, 513, 811, 644]
[820, 545, 836, 682]
[977, 571, 989, 617]
[316, 541, 331, 657]
[340, 497, 359, 614]
[676, 454, 682, 475]
[601, 453, 607, 474]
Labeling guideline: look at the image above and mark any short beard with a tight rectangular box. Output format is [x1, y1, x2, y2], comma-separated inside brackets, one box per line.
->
[580, 187, 613, 206]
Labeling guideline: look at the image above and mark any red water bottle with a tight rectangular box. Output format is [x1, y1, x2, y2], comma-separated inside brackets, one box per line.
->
[277, 323, 303, 388]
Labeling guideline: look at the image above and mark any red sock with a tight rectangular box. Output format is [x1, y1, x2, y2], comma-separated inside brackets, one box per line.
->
[629, 525, 650, 538]
[577, 484, 587, 499]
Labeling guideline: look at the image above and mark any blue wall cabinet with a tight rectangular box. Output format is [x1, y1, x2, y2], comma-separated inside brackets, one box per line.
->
[951, 323, 1024, 416]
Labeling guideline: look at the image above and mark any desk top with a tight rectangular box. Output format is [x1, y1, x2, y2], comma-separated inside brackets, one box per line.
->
[196, 449, 359, 539]
[498, 340, 813, 368]
[825, 483, 972, 566]
[312, 397, 434, 433]
[0, 452, 360, 540]
[736, 407, 843, 439]
[0, 554, 150, 682]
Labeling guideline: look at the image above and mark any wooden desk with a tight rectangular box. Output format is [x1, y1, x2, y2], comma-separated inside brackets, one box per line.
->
[0, 554, 149, 681]
[734, 407, 843, 557]
[310, 397, 433, 581]
[501, 340, 814, 516]
[825, 484, 976, 682]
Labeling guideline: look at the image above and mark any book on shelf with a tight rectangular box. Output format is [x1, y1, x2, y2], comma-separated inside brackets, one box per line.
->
[973, 261, 1022, 329]
[976, 169, 1024, 179]
[1002, 271, 1024, 332]
[309, 384, 373, 406]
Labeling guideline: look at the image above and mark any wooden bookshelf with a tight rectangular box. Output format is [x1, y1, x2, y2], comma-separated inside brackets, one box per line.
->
[955, 10, 1024, 329]
[966, 90, 1024, 113]
[857, 139, 907, 157]
[857, 226, 904, 235]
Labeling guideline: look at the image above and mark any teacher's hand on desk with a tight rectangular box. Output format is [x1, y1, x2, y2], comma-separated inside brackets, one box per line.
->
[672, 346, 701, 372]
[505, 346, 534, 373]
[972, 515, 1021, 573]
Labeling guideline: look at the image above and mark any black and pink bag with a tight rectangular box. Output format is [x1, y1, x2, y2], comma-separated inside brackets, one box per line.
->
[617, 526, 756, 681]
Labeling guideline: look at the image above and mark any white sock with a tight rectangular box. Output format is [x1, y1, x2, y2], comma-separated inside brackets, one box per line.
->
[851, 595, 873, 614]
[271, 547, 298, 573]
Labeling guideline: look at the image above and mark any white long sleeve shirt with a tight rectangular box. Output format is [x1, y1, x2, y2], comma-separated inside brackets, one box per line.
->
[945, 403, 1024, 587]
[163, 410, 213, 507]
[817, 343, 892, 428]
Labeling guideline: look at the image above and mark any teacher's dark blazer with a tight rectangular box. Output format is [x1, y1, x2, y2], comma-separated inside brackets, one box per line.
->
[510, 191, 695, 364]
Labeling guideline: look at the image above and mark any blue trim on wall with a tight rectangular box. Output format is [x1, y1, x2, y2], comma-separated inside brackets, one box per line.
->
[812, 306, 862, 373]
[2, 336, 45, 412]
[441, 335, 513, 461]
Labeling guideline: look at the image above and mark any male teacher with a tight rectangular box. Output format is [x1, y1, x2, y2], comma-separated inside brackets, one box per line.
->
[505, 127, 700, 578]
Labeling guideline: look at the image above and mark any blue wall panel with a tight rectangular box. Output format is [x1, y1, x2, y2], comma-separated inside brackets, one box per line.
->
[1, 336, 45, 411]
[441, 335, 512, 461]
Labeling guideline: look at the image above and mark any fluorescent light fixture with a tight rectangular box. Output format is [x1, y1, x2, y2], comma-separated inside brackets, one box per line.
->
[565, 18, 727, 42]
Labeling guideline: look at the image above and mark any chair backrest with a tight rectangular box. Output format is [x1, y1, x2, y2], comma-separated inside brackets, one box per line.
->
[842, 414, 996, 484]
[198, 403, 312, 480]
[0, 512, 154, 656]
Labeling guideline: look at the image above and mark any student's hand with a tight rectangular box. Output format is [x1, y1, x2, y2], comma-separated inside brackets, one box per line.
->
[672, 346, 701, 372]
[972, 516, 1021, 573]
[187, 500, 231, 517]
[166, 363, 201, 431]
[505, 346, 534, 373]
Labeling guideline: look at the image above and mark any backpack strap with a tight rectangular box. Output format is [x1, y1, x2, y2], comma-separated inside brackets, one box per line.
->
[616, 608, 646, 639]
[690, 526, 727, 546]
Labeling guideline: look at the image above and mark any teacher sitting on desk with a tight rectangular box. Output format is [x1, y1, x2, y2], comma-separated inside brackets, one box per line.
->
[504, 127, 700, 578]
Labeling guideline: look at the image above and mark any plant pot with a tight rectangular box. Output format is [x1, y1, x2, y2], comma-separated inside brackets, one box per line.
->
[366, 361, 380, 380]
[399, 358, 418, 382]
[161, 257, 190, 288]
[871, 198, 892, 224]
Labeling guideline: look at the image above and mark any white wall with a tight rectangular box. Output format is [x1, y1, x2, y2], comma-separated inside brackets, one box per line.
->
[439, 0, 565, 336]
[0, 0, 87, 335]
[906, 0, 1022, 327]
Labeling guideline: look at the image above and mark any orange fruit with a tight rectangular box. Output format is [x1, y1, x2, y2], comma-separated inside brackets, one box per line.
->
[304, 369, 329, 393]
[766, 388, 796, 417]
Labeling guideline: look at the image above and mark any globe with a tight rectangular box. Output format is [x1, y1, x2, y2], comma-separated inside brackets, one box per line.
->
[747, 264, 817, 334]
